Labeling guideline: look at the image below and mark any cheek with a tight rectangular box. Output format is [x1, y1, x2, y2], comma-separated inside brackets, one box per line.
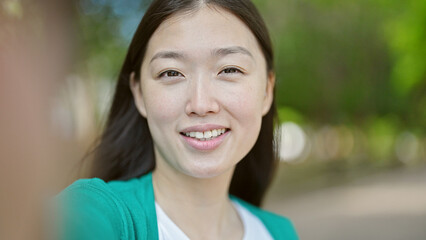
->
[223, 81, 265, 122]
[222, 81, 264, 160]
[142, 83, 183, 122]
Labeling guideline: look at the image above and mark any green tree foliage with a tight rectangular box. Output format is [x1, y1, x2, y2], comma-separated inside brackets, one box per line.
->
[255, 0, 425, 130]
[385, 0, 426, 98]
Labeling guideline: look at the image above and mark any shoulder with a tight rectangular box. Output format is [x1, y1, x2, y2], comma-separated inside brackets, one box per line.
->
[60, 177, 111, 197]
[59, 173, 152, 206]
[54, 173, 155, 240]
[231, 196, 299, 240]
[58, 177, 125, 213]
[55, 178, 134, 240]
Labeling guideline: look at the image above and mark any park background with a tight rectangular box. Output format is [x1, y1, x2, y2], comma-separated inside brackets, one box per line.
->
[1, 0, 425, 239]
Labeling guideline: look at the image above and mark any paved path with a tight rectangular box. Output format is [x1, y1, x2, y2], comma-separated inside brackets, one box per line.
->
[264, 166, 426, 240]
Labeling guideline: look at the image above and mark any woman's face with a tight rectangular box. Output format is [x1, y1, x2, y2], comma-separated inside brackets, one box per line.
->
[131, 5, 274, 178]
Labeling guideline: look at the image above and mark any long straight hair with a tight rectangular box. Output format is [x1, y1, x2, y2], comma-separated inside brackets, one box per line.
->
[91, 0, 279, 206]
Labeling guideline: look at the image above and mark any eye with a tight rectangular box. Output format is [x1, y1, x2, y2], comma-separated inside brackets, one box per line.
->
[219, 67, 243, 75]
[159, 70, 184, 78]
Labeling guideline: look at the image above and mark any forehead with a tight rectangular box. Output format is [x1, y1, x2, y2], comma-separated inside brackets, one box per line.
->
[144, 5, 263, 61]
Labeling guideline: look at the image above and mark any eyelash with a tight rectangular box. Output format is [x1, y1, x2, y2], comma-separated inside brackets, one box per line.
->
[219, 67, 244, 75]
[157, 67, 244, 79]
[158, 70, 184, 78]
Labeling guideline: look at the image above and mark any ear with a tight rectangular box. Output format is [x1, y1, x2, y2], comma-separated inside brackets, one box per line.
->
[261, 71, 275, 116]
[129, 72, 147, 118]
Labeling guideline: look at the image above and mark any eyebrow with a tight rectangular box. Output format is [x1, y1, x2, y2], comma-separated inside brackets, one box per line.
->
[212, 46, 253, 59]
[150, 46, 253, 63]
[150, 51, 186, 63]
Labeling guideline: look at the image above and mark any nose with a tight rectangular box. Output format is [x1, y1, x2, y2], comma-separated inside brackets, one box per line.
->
[185, 75, 220, 117]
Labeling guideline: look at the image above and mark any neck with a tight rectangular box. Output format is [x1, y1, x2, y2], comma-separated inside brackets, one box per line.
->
[152, 160, 243, 239]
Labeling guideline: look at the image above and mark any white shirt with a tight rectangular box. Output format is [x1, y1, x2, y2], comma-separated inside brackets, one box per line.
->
[155, 200, 273, 240]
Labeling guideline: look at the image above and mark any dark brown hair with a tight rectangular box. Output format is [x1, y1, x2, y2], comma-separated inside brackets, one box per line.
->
[91, 0, 279, 206]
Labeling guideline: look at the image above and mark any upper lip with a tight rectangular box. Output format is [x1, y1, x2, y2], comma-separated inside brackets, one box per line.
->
[180, 124, 229, 133]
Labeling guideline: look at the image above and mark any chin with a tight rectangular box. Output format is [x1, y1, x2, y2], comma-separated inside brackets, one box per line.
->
[181, 159, 233, 179]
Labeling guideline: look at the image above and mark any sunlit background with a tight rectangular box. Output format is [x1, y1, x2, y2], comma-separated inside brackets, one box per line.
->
[1, 0, 425, 239]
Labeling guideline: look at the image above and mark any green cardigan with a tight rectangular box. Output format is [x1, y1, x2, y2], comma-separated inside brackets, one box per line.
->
[56, 172, 298, 240]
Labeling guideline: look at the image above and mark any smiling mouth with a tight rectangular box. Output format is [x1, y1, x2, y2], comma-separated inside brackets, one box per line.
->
[179, 128, 231, 141]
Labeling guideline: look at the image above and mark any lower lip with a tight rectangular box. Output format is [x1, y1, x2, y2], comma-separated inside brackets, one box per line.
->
[180, 131, 230, 151]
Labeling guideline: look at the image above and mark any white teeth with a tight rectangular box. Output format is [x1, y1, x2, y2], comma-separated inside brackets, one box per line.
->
[183, 128, 228, 140]
[204, 131, 212, 138]
[195, 132, 204, 139]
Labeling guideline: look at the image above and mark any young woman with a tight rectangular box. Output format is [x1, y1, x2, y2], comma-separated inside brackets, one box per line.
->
[57, 0, 298, 239]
